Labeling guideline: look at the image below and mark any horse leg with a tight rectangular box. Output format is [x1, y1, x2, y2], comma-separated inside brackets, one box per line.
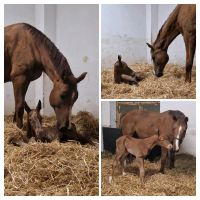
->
[159, 147, 168, 173]
[184, 34, 196, 82]
[12, 76, 29, 128]
[120, 151, 129, 176]
[109, 154, 121, 184]
[169, 149, 175, 169]
[137, 157, 145, 185]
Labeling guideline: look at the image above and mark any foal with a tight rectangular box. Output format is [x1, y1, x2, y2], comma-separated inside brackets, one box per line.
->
[24, 100, 63, 142]
[114, 55, 145, 85]
[109, 133, 172, 185]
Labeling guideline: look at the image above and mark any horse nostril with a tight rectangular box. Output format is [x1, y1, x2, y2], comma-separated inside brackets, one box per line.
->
[168, 144, 173, 149]
[155, 72, 163, 77]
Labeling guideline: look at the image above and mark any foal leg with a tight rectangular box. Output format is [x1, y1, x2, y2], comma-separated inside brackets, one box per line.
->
[137, 157, 145, 185]
[184, 34, 196, 83]
[159, 147, 168, 173]
[12, 75, 29, 128]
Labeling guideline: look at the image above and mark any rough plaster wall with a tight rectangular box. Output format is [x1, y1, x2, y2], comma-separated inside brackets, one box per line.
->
[56, 5, 99, 117]
[160, 101, 196, 156]
[101, 4, 147, 68]
[4, 4, 36, 115]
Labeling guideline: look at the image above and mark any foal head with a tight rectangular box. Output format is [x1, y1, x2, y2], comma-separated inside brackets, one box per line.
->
[49, 72, 87, 131]
[146, 43, 169, 77]
[24, 100, 42, 138]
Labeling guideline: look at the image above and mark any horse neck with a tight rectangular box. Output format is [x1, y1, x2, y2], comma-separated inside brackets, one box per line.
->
[153, 6, 180, 51]
[41, 51, 73, 84]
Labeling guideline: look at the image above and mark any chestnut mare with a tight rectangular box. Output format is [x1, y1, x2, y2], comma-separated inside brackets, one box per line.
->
[121, 109, 188, 173]
[4, 23, 87, 130]
[147, 4, 196, 82]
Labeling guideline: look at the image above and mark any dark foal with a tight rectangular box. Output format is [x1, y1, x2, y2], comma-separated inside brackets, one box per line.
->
[110, 133, 172, 185]
[147, 5, 196, 82]
[114, 55, 144, 85]
[23, 100, 95, 145]
[24, 100, 63, 142]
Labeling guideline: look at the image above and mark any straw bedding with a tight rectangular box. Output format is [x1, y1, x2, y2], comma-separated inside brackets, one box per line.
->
[101, 64, 196, 99]
[4, 114, 99, 196]
[101, 152, 196, 196]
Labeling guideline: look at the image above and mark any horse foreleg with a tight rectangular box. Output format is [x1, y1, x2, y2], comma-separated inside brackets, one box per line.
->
[169, 149, 175, 169]
[159, 147, 168, 173]
[184, 34, 196, 83]
[12, 76, 29, 128]
[137, 157, 145, 185]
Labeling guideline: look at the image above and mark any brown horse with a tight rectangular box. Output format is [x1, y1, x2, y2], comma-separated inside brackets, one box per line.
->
[121, 109, 188, 173]
[4, 23, 87, 130]
[147, 4, 196, 82]
[109, 132, 172, 184]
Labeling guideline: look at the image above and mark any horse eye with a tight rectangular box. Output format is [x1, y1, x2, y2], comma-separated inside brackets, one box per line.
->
[60, 92, 68, 100]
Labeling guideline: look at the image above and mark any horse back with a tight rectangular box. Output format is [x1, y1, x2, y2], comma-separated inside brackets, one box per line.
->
[4, 23, 43, 82]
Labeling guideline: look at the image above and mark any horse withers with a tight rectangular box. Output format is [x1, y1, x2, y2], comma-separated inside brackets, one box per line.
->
[4, 23, 87, 130]
[121, 109, 188, 173]
[147, 4, 196, 82]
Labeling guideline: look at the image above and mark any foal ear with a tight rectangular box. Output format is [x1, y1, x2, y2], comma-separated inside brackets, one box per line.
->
[76, 72, 87, 83]
[24, 101, 31, 113]
[36, 100, 42, 111]
[146, 42, 154, 50]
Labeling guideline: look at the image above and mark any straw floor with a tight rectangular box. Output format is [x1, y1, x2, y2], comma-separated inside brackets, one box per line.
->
[102, 152, 196, 196]
[4, 115, 99, 196]
[101, 64, 196, 99]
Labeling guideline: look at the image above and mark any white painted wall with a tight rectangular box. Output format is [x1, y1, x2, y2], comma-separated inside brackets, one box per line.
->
[101, 4, 196, 68]
[102, 4, 147, 68]
[4, 4, 99, 117]
[160, 101, 196, 156]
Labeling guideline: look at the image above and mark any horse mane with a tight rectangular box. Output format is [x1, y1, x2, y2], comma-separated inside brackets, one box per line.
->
[23, 23, 73, 77]
[153, 5, 181, 49]
[168, 110, 186, 120]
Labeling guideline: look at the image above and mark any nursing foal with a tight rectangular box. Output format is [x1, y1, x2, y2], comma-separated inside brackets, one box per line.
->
[109, 131, 172, 185]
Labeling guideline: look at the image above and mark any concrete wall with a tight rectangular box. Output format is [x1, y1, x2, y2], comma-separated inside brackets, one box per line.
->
[101, 4, 147, 68]
[4, 4, 99, 117]
[101, 4, 196, 68]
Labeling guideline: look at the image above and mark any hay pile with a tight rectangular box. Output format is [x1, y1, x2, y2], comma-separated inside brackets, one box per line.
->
[102, 152, 196, 196]
[4, 115, 99, 196]
[101, 64, 196, 99]
[72, 111, 99, 140]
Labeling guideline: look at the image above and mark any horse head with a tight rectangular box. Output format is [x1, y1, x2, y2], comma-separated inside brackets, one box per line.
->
[146, 43, 169, 77]
[169, 111, 188, 152]
[49, 71, 87, 131]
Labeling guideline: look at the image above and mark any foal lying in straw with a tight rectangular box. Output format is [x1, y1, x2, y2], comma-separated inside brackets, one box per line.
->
[109, 131, 173, 185]
[11, 100, 95, 146]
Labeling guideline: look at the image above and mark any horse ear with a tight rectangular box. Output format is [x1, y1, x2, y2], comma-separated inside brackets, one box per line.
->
[185, 117, 188, 122]
[76, 72, 87, 83]
[24, 101, 31, 113]
[146, 43, 154, 50]
[172, 115, 177, 121]
[36, 100, 42, 111]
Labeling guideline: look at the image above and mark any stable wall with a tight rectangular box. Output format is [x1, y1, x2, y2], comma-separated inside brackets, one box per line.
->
[101, 4, 196, 68]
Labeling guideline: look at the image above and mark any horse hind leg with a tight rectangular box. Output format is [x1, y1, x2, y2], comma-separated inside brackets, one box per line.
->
[12, 75, 29, 128]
